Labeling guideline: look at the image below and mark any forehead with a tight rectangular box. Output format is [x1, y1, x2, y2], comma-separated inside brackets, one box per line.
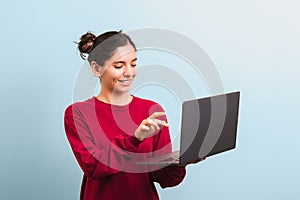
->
[109, 44, 136, 62]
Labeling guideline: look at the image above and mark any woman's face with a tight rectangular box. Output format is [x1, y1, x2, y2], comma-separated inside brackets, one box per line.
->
[100, 43, 137, 94]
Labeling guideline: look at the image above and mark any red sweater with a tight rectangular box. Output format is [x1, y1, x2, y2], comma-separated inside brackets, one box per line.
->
[64, 96, 186, 200]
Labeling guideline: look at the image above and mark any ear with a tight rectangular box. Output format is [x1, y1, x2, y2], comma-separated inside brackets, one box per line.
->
[91, 61, 104, 77]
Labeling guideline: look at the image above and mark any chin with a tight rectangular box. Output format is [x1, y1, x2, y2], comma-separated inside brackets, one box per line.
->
[114, 88, 130, 94]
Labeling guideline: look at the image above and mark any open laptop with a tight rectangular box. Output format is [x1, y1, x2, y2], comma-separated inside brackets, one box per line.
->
[135, 91, 240, 166]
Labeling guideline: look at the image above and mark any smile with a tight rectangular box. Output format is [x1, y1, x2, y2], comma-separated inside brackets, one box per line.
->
[118, 79, 130, 82]
[118, 79, 131, 85]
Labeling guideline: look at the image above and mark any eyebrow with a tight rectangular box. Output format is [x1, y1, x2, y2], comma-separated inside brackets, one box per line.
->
[113, 58, 137, 64]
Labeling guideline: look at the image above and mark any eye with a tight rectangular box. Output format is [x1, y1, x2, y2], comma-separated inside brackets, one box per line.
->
[131, 62, 137, 67]
[114, 65, 123, 69]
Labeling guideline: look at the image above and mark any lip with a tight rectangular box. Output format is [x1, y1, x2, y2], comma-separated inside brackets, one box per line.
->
[118, 79, 131, 82]
[117, 79, 132, 86]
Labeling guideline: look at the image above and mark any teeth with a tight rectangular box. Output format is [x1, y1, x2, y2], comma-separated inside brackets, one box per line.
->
[118, 80, 131, 85]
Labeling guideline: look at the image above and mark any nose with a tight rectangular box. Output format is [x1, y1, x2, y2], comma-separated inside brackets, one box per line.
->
[123, 65, 135, 77]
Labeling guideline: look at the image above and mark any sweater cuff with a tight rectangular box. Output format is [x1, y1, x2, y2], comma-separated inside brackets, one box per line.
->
[127, 135, 143, 148]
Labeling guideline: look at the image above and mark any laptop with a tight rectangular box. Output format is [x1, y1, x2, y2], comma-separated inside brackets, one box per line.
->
[135, 91, 240, 166]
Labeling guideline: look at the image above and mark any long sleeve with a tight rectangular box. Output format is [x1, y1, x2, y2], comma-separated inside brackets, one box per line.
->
[149, 117, 186, 188]
[64, 105, 142, 179]
[150, 166, 186, 188]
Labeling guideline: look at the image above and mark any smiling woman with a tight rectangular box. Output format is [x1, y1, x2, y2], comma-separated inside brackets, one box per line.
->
[64, 30, 186, 200]
[92, 44, 138, 101]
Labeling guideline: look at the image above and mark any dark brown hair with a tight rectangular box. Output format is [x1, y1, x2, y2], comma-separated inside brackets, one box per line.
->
[76, 30, 136, 66]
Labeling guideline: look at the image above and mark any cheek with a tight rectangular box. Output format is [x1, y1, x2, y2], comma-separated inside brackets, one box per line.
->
[111, 71, 124, 79]
[102, 72, 122, 83]
[132, 68, 138, 77]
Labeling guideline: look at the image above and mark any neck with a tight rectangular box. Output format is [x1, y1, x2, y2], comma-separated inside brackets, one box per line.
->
[96, 91, 132, 106]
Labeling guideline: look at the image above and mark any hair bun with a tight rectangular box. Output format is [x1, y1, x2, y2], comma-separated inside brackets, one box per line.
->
[77, 32, 96, 59]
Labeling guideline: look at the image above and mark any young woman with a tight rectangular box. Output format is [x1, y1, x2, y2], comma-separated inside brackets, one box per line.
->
[64, 31, 187, 200]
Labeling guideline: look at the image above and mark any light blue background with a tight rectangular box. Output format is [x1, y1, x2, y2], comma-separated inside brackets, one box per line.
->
[1, 0, 299, 199]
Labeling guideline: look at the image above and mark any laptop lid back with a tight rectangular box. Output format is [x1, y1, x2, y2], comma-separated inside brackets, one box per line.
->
[179, 92, 240, 164]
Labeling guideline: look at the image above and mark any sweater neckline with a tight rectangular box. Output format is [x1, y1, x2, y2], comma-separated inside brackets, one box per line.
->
[92, 95, 136, 111]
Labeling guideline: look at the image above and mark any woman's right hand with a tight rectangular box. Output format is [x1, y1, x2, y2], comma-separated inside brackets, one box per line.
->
[134, 112, 169, 141]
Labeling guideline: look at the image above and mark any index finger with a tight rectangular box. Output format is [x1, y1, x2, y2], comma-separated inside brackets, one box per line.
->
[148, 112, 166, 119]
